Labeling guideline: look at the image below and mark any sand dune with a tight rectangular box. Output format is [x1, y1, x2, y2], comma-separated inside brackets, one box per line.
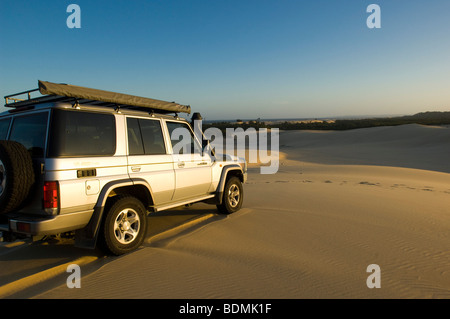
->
[35, 124, 450, 299]
[279, 124, 450, 173]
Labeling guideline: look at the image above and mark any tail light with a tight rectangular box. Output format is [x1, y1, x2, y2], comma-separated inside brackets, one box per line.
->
[43, 181, 59, 209]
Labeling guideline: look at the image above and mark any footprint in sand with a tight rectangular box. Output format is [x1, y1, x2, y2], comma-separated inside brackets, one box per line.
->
[359, 181, 380, 186]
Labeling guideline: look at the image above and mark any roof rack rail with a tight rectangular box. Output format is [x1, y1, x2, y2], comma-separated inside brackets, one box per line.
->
[4, 88, 40, 105]
[4, 80, 191, 114]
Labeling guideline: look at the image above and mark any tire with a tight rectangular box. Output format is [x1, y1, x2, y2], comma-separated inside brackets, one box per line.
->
[0, 141, 35, 214]
[217, 176, 244, 214]
[99, 195, 148, 255]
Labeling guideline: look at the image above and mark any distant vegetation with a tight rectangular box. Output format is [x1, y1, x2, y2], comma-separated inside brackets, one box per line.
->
[203, 111, 450, 131]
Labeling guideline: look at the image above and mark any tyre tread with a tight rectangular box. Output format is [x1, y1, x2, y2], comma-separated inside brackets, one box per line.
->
[0, 141, 35, 214]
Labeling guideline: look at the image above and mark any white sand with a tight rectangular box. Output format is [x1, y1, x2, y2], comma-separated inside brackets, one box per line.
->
[36, 124, 450, 299]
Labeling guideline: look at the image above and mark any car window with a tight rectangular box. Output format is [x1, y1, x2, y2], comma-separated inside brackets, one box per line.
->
[139, 119, 166, 155]
[0, 118, 11, 140]
[166, 121, 201, 155]
[48, 109, 116, 157]
[9, 112, 48, 157]
[127, 117, 166, 155]
[127, 117, 144, 155]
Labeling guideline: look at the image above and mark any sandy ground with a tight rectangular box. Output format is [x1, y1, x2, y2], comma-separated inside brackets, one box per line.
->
[35, 124, 450, 298]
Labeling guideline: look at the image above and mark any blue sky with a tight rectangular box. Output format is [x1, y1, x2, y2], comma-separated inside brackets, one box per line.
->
[1, 0, 449, 120]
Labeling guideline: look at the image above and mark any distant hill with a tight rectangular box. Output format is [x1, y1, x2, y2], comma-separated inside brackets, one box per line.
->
[203, 111, 450, 131]
[400, 111, 450, 121]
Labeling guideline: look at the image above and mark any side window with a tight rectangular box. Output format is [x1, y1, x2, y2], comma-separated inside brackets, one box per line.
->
[139, 119, 166, 155]
[127, 117, 166, 155]
[48, 110, 116, 157]
[0, 118, 11, 140]
[166, 121, 201, 155]
[9, 112, 48, 157]
[127, 118, 144, 155]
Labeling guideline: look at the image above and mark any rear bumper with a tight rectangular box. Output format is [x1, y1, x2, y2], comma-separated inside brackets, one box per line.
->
[5, 210, 93, 236]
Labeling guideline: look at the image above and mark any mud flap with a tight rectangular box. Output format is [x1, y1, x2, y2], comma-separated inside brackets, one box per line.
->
[74, 206, 104, 249]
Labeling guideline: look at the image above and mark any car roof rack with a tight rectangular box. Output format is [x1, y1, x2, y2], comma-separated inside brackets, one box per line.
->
[4, 80, 191, 114]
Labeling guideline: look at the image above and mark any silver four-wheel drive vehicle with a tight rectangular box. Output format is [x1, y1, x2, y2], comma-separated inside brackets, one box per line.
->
[0, 80, 247, 255]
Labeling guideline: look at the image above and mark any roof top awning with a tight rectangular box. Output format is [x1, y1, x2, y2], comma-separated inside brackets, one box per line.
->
[38, 80, 191, 114]
[4, 80, 191, 114]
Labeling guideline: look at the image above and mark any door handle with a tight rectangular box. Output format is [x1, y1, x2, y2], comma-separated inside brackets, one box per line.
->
[131, 166, 141, 172]
[178, 162, 185, 168]
[197, 161, 208, 166]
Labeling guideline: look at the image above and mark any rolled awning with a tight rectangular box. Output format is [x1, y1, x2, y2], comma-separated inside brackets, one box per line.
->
[38, 80, 191, 114]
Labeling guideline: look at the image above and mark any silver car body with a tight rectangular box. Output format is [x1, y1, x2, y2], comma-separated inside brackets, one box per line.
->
[0, 102, 246, 246]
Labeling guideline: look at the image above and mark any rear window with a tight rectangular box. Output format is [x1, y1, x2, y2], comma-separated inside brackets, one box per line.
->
[9, 112, 48, 157]
[48, 109, 116, 157]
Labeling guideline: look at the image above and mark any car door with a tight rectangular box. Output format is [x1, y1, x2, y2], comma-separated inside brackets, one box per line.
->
[165, 120, 212, 201]
[126, 116, 175, 205]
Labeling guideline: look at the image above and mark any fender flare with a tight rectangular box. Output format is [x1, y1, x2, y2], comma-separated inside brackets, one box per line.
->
[215, 164, 244, 205]
[74, 178, 152, 249]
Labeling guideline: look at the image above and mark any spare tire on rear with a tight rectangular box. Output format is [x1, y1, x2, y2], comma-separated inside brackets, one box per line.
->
[0, 141, 35, 214]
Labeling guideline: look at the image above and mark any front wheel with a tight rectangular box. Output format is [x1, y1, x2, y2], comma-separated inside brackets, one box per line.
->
[217, 176, 243, 214]
[99, 196, 148, 255]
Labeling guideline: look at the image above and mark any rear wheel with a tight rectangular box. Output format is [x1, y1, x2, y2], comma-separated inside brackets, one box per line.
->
[99, 196, 148, 255]
[217, 176, 243, 214]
